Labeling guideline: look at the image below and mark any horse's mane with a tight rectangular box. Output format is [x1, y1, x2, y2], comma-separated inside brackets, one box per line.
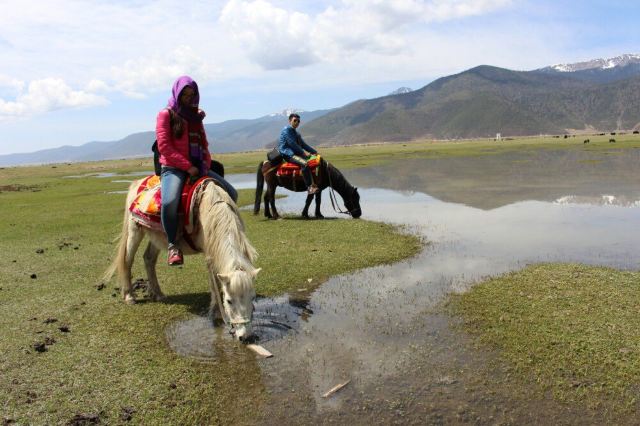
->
[325, 160, 354, 195]
[198, 183, 258, 278]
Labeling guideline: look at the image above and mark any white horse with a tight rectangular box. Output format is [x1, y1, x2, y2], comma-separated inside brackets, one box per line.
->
[103, 178, 260, 341]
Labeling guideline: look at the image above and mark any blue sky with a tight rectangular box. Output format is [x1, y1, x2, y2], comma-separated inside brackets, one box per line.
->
[0, 0, 639, 155]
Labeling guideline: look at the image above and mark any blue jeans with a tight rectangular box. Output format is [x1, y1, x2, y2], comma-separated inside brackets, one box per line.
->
[160, 167, 238, 245]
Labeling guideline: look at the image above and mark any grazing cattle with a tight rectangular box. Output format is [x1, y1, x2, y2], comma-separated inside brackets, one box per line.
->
[583, 139, 590, 144]
[609, 138, 616, 143]
[633, 130, 639, 134]
[611, 132, 616, 135]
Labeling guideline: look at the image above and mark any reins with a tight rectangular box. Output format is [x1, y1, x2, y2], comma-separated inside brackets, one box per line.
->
[325, 161, 353, 216]
[206, 262, 229, 326]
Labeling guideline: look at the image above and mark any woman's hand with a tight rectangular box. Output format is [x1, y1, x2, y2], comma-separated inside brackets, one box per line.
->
[187, 166, 199, 177]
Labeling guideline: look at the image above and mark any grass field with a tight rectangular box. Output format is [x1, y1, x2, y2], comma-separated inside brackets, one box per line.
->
[0, 157, 420, 424]
[1, 135, 639, 423]
[449, 264, 640, 413]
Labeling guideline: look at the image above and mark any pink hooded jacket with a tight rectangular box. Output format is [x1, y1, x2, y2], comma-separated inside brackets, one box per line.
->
[156, 108, 212, 172]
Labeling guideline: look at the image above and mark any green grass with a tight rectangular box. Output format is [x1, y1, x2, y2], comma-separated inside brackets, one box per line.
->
[212, 133, 640, 173]
[449, 263, 640, 413]
[2, 135, 640, 422]
[0, 160, 420, 424]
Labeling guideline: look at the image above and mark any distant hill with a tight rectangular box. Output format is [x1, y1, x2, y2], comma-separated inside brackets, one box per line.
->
[4, 54, 640, 166]
[0, 109, 331, 166]
[535, 53, 640, 84]
[300, 63, 640, 145]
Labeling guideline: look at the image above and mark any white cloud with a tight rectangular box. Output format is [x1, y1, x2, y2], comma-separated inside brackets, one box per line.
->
[84, 79, 111, 94]
[108, 46, 223, 98]
[0, 78, 108, 120]
[220, 0, 513, 70]
[0, 75, 25, 95]
[219, 0, 318, 70]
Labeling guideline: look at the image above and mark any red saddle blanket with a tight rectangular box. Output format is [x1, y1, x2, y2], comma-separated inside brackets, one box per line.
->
[129, 175, 211, 233]
[276, 155, 321, 177]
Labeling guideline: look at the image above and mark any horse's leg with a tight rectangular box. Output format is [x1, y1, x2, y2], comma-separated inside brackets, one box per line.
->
[302, 193, 313, 218]
[121, 221, 144, 304]
[269, 187, 280, 220]
[143, 242, 165, 302]
[314, 191, 324, 219]
[263, 190, 272, 219]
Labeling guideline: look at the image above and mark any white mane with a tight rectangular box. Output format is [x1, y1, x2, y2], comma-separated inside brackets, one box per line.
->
[199, 183, 258, 290]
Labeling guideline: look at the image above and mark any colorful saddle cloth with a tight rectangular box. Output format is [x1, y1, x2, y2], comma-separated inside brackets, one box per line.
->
[276, 155, 321, 177]
[129, 175, 212, 234]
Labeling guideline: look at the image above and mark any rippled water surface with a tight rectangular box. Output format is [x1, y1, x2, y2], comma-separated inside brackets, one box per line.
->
[168, 150, 640, 424]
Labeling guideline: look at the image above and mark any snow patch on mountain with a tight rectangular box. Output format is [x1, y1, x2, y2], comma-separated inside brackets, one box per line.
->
[388, 87, 413, 95]
[268, 108, 305, 117]
[547, 53, 640, 72]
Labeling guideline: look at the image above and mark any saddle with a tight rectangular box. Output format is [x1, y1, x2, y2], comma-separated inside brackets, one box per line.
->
[129, 175, 213, 235]
[275, 155, 321, 177]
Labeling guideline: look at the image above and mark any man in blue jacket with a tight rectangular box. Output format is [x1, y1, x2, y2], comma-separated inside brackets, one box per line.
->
[278, 113, 319, 194]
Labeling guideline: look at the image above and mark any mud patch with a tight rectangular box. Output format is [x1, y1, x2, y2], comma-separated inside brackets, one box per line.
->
[68, 412, 101, 425]
[0, 184, 42, 193]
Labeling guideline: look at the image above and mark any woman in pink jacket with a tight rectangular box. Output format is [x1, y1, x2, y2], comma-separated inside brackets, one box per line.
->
[157, 76, 237, 266]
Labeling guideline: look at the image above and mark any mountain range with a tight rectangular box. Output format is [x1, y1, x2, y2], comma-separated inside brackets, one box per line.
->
[0, 109, 331, 166]
[2, 54, 639, 166]
[300, 58, 640, 145]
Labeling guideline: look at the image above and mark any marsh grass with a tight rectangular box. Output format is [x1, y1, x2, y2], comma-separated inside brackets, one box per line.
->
[2, 134, 640, 423]
[215, 133, 640, 173]
[0, 160, 419, 424]
[449, 263, 640, 413]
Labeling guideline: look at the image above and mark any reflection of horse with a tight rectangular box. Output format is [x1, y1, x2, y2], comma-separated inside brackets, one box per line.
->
[103, 178, 260, 341]
[254, 158, 362, 220]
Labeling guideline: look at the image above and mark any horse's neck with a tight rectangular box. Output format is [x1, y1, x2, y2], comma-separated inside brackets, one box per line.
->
[199, 188, 255, 273]
[327, 164, 353, 198]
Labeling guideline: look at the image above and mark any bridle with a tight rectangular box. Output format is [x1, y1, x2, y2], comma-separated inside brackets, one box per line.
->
[206, 264, 253, 329]
[325, 161, 357, 216]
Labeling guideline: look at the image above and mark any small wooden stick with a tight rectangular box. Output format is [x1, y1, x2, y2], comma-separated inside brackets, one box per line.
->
[247, 344, 273, 358]
[322, 380, 351, 398]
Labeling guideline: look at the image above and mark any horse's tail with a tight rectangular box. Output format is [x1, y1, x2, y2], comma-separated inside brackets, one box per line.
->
[102, 183, 135, 285]
[254, 161, 265, 215]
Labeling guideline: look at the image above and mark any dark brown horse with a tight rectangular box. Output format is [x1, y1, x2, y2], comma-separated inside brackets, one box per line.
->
[254, 158, 362, 220]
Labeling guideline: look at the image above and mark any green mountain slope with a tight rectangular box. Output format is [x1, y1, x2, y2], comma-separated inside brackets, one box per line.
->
[301, 66, 640, 145]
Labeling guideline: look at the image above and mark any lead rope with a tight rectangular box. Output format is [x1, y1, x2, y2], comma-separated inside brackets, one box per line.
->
[207, 262, 229, 326]
[325, 162, 351, 215]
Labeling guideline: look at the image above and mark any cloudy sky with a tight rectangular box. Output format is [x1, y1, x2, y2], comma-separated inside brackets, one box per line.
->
[0, 0, 638, 155]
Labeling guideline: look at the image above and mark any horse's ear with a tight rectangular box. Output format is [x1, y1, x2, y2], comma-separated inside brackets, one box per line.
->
[250, 268, 262, 277]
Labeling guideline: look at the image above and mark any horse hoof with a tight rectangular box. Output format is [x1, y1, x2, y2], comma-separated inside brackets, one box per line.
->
[124, 294, 136, 305]
[150, 293, 166, 302]
[315, 215, 324, 219]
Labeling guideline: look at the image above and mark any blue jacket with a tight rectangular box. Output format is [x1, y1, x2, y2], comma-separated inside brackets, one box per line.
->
[278, 125, 317, 158]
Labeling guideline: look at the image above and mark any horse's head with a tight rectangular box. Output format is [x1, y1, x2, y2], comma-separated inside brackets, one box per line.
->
[345, 187, 362, 218]
[217, 268, 261, 341]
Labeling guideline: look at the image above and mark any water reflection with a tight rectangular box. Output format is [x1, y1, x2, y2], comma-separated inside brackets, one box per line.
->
[167, 152, 640, 423]
[347, 149, 640, 209]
